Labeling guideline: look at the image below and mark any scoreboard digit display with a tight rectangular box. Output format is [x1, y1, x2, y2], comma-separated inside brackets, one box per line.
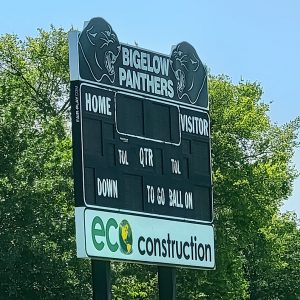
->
[70, 17, 215, 269]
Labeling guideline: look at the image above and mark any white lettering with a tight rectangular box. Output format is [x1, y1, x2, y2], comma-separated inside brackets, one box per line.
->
[169, 189, 183, 208]
[147, 74, 155, 93]
[85, 92, 91, 111]
[119, 67, 127, 85]
[139, 148, 154, 168]
[118, 149, 129, 165]
[118, 68, 174, 98]
[122, 47, 130, 66]
[160, 56, 169, 76]
[171, 159, 181, 175]
[84, 93, 112, 116]
[133, 50, 140, 69]
[97, 178, 118, 198]
[125, 69, 133, 88]
[122, 47, 171, 75]
[180, 114, 209, 136]
[147, 185, 155, 203]
[140, 52, 147, 71]
[185, 192, 193, 209]
[147, 53, 153, 72]
[157, 187, 165, 205]
[168, 80, 174, 98]
[160, 78, 168, 97]
[153, 55, 160, 74]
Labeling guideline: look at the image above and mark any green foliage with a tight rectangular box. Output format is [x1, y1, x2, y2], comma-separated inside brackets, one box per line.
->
[174, 76, 300, 300]
[0, 29, 299, 300]
[246, 212, 300, 299]
[207, 76, 300, 299]
[0, 28, 91, 299]
[112, 264, 158, 299]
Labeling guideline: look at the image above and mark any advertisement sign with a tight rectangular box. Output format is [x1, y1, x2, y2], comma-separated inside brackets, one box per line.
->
[76, 208, 215, 269]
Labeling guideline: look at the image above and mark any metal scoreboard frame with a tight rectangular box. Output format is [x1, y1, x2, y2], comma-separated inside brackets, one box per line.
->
[69, 17, 215, 269]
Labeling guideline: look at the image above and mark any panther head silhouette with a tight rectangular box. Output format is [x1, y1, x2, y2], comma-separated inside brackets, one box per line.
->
[170, 42, 207, 106]
[79, 17, 121, 83]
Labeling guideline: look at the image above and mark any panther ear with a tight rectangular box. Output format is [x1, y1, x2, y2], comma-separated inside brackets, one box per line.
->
[169, 59, 175, 73]
[190, 53, 200, 72]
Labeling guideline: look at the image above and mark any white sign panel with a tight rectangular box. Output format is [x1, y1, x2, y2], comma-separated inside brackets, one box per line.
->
[75, 207, 215, 269]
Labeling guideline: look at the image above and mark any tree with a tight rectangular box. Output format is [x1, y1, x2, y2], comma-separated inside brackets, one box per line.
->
[0, 29, 91, 299]
[0, 28, 299, 299]
[245, 212, 300, 299]
[176, 75, 300, 299]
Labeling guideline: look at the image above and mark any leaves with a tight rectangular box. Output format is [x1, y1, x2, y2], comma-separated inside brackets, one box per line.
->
[209, 75, 300, 299]
[0, 28, 90, 300]
[0, 28, 299, 299]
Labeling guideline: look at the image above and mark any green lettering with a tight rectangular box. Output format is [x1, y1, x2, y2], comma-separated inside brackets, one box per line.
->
[106, 218, 118, 252]
[91, 216, 105, 251]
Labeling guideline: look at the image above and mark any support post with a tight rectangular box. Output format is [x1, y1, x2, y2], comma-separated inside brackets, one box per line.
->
[158, 266, 176, 300]
[92, 260, 111, 300]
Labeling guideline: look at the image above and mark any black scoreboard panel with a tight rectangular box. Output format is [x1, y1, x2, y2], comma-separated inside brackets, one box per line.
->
[77, 83, 212, 222]
[116, 93, 180, 145]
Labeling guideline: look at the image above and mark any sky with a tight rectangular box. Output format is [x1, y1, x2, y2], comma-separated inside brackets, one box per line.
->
[0, 0, 299, 216]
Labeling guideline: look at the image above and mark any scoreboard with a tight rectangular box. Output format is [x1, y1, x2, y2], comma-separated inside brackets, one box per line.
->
[70, 17, 214, 269]
[72, 82, 212, 222]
